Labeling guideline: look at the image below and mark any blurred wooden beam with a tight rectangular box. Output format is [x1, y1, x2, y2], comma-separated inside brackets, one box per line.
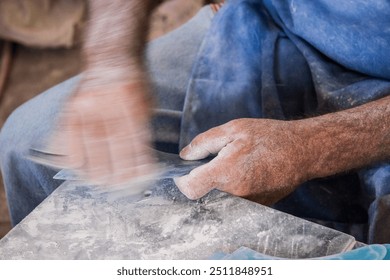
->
[0, 41, 12, 105]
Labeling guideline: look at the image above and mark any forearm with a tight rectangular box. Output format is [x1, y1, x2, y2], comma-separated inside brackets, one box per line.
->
[300, 95, 390, 179]
[82, 0, 163, 85]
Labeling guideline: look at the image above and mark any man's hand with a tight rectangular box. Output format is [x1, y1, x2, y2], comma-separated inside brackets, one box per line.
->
[174, 119, 309, 205]
[44, 79, 156, 186]
[175, 96, 390, 204]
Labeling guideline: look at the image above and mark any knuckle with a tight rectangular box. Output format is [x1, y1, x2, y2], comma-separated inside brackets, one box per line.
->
[227, 119, 241, 129]
[226, 119, 248, 135]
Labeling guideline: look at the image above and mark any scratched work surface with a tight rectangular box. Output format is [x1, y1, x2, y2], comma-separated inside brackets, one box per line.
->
[0, 152, 356, 259]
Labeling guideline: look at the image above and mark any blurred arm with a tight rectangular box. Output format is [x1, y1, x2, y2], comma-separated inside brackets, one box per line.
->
[39, 0, 166, 186]
[83, 0, 163, 85]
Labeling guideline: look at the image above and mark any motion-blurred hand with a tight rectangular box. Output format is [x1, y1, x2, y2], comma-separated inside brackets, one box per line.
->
[29, 0, 167, 188]
[38, 79, 157, 187]
[174, 118, 311, 205]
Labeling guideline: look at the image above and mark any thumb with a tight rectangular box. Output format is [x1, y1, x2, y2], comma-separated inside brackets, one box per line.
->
[180, 124, 234, 161]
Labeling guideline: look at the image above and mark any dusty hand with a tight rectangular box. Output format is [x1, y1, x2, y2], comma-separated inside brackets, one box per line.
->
[39, 79, 157, 186]
[174, 118, 312, 205]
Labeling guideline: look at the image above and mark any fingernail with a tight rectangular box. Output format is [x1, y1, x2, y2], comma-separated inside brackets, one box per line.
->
[179, 144, 191, 159]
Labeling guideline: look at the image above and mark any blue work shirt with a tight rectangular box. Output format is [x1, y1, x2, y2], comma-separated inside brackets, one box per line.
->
[180, 0, 390, 243]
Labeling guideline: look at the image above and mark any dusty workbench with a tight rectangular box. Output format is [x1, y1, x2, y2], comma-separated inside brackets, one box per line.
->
[0, 152, 356, 259]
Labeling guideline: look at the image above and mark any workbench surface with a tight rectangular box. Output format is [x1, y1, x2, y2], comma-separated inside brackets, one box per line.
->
[0, 152, 356, 259]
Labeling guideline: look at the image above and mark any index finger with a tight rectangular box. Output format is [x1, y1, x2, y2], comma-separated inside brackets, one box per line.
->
[173, 155, 227, 200]
[180, 124, 234, 161]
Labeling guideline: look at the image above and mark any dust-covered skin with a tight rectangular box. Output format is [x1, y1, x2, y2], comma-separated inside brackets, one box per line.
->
[175, 95, 390, 205]
[35, 0, 164, 187]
